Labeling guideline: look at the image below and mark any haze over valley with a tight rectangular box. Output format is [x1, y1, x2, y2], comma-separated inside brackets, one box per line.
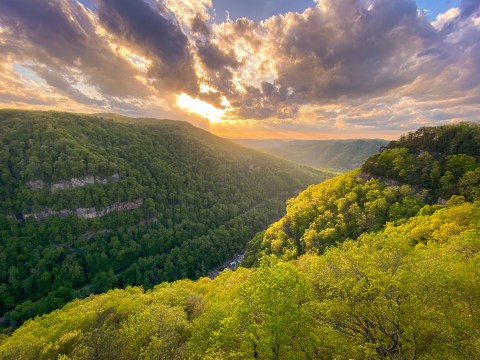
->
[0, 1, 479, 359]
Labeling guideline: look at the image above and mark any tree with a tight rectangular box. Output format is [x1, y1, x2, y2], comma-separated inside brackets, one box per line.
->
[234, 257, 317, 359]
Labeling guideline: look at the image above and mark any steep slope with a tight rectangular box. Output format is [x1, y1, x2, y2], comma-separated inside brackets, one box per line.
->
[232, 138, 389, 170]
[0, 109, 329, 325]
[1, 200, 478, 359]
[244, 123, 480, 264]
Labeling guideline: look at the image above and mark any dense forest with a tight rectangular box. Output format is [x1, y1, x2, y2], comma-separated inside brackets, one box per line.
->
[245, 123, 480, 264]
[0, 199, 478, 359]
[1, 119, 479, 359]
[362, 122, 480, 201]
[0, 110, 330, 326]
[233, 139, 389, 170]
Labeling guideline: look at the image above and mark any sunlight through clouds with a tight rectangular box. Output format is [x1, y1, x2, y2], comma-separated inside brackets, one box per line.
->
[0, 0, 478, 138]
[176, 93, 227, 123]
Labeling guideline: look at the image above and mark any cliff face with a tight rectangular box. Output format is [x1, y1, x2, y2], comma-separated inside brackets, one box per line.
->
[27, 174, 120, 192]
[21, 174, 130, 220]
[23, 198, 144, 221]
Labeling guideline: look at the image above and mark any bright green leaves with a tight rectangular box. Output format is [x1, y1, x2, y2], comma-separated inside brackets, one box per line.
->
[309, 234, 417, 359]
[235, 257, 315, 359]
[252, 171, 426, 261]
[120, 304, 190, 360]
[412, 229, 480, 359]
[200, 257, 319, 360]
[1, 202, 480, 359]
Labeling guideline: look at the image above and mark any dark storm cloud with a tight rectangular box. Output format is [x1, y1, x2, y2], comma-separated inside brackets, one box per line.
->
[97, 0, 199, 93]
[0, 0, 84, 51]
[197, 41, 239, 70]
[191, 15, 211, 36]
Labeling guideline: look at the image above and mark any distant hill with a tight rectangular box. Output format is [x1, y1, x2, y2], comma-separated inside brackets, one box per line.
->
[231, 139, 291, 151]
[231, 138, 389, 170]
[0, 109, 330, 325]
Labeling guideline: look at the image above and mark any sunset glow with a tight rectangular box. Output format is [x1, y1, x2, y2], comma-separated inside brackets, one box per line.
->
[0, 0, 478, 138]
[176, 93, 226, 124]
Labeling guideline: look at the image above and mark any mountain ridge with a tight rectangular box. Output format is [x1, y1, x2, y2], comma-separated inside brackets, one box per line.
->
[1, 118, 479, 359]
[244, 122, 480, 264]
[0, 109, 330, 325]
[232, 138, 389, 170]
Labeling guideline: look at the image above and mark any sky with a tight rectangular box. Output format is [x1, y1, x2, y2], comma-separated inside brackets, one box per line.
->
[0, 0, 479, 139]
[213, 0, 461, 21]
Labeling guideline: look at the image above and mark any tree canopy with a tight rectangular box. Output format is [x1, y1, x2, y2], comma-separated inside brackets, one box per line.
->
[1, 200, 479, 359]
[0, 110, 329, 326]
[245, 122, 480, 265]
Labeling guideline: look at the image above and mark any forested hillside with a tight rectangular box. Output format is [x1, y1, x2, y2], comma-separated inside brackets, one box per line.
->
[233, 139, 388, 170]
[244, 123, 480, 264]
[0, 110, 329, 325]
[1, 199, 478, 359]
[362, 122, 480, 201]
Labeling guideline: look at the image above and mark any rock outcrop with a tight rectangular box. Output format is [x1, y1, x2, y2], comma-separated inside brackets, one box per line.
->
[51, 176, 95, 191]
[27, 180, 44, 190]
[27, 174, 120, 192]
[23, 198, 143, 221]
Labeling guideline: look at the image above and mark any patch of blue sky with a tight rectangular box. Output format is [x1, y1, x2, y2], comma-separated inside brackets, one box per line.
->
[416, 0, 461, 19]
[13, 64, 47, 86]
[212, 0, 315, 22]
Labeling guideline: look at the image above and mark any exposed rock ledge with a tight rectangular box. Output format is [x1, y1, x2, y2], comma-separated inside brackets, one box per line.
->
[27, 173, 120, 191]
[27, 180, 45, 190]
[23, 198, 143, 221]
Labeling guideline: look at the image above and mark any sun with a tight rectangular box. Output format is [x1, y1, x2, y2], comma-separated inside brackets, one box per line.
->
[176, 93, 225, 124]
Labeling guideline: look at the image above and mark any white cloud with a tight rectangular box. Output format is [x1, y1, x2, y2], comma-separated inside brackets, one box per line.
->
[432, 7, 460, 30]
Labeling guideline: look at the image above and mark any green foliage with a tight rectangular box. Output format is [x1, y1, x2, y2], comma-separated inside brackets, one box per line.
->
[0, 109, 329, 325]
[302, 201, 480, 359]
[210, 257, 317, 359]
[246, 122, 480, 265]
[362, 122, 480, 200]
[1, 115, 478, 358]
[244, 170, 427, 264]
[1, 201, 479, 359]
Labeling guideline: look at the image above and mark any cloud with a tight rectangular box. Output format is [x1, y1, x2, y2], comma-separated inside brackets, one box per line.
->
[97, 0, 198, 94]
[196, 0, 480, 133]
[206, 0, 438, 116]
[0, 0, 150, 98]
[432, 7, 460, 30]
[460, 0, 480, 18]
[196, 41, 239, 70]
[0, 0, 479, 138]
